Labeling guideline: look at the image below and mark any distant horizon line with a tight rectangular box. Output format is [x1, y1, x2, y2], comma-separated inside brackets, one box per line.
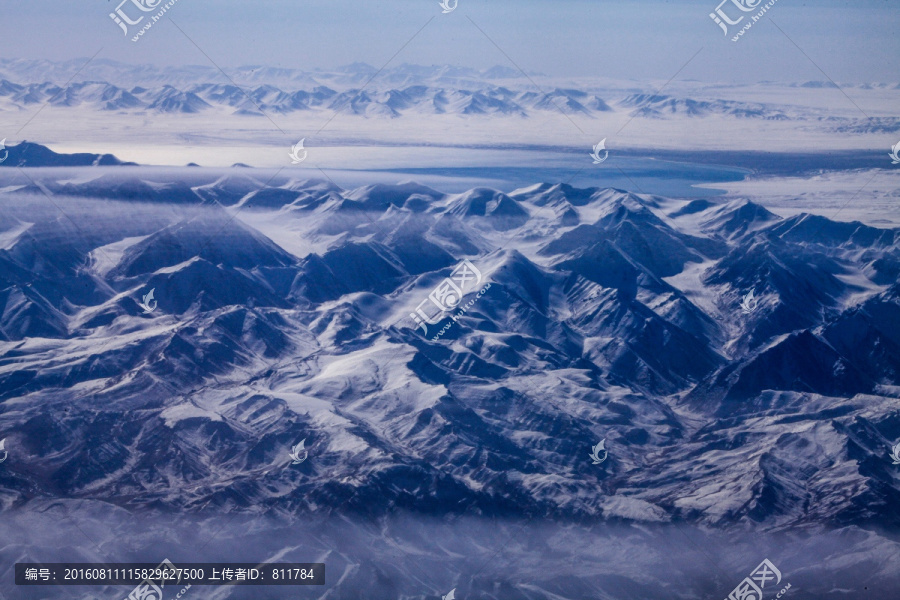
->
[1, 57, 898, 87]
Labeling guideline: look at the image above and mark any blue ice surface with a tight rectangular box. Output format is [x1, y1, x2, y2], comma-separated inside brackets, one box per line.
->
[327, 163, 742, 197]
[324, 148, 886, 197]
[364, 160, 746, 197]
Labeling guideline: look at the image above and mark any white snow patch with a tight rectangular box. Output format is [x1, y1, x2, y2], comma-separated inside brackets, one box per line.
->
[0, 220, 33, 250]
[159, 402, 223, 427]
[89, 234, 150, 276]
[600, 496, 669, 522]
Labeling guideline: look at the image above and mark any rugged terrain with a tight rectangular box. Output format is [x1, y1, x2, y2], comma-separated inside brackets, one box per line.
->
[0, 163, 899, 598]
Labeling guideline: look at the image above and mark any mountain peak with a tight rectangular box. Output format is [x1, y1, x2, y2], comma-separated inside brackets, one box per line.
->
[0, 141, 134, 167]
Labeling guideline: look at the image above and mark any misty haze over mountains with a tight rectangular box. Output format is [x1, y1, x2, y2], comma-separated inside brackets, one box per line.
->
[1, 59, 897, 130]
[0, 155, 899, 597]
[1, 1, 899, 592]
[0, 4, 898, 600]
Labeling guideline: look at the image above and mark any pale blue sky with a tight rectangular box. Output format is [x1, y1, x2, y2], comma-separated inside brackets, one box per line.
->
[0, 0, 897, 83]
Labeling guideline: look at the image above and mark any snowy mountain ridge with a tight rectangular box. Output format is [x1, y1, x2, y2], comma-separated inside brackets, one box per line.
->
[1, 59, 897, 126]
[0, 170, 898, 531]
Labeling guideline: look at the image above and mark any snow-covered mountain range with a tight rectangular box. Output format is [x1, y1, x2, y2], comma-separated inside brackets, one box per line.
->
[0, 59, 896, 127]
[0, 75, 792, 120]
[0, 154, 899, 596]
